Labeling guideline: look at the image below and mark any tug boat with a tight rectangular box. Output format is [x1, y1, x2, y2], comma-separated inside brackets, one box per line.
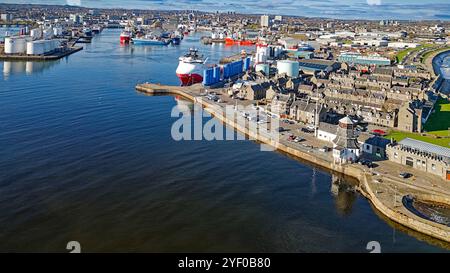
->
[176, 48, 206, 86]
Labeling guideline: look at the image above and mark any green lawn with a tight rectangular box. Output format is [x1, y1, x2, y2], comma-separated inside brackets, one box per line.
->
[395, 44, 434, 63]
[385, 98, 450, 148]
[424, 97, 450, 134]
[385, 131, 450, 148]
[396, 47, 418, 63]
[421, 46, 450, 64]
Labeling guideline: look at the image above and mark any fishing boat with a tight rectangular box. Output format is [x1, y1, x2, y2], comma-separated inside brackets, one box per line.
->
[132, 34, 171, 45]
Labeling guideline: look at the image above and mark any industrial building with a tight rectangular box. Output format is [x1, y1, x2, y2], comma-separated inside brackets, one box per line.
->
[298, 59, 340, 74]
[386, 138, 450, 180]
[338, 52, 391, 66]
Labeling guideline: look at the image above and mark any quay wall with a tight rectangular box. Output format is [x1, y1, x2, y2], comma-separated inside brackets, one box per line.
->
[135, 83, 450, 243]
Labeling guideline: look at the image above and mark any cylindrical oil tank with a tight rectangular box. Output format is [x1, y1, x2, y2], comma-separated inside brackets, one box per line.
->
[27, 40, 46, 55]
[53, 27, 63, 36]
[277, 60, 299, 78]
[54, 39, 61, 50]
[255, 63, 270, 76]
[30, 28, 42, 39]
[4, 37, 14, 54]
[274, 46, 283, 58]
[43, 28, 53, 39]
[4, 37, 27, 54]
[255, 52, 267, 64]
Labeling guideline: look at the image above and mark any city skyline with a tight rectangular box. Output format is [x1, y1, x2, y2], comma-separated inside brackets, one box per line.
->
[2, 0, 450, 20]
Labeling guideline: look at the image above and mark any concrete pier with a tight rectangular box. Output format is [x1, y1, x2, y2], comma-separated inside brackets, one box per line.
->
[0, 46, 83, 61]
[136, 82, 450, 245]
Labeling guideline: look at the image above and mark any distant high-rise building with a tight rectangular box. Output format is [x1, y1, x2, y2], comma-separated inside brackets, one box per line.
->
[69, 14, 83, 24]
[89, 9, 99, 16]
[274, 15, 282, 22]
[261, 15, 270, 28]
[1, 13, 13, 22]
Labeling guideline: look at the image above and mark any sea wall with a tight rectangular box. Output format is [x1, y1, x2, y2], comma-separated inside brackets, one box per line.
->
[135, 83, 450, 243]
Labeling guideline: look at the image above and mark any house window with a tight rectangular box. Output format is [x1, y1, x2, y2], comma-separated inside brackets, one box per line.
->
[422, 161, 426, 167]
[394, 152, 398, 158]
[431, 164, 436, 170]
[417, 159, 421, 166]
[406, 157, 414, 167]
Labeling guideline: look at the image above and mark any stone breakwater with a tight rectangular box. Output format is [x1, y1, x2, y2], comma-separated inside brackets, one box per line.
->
[136, 82, 450, 244]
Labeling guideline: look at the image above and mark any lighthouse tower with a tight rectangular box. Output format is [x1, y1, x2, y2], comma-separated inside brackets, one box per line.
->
[332, 116, 360, 164]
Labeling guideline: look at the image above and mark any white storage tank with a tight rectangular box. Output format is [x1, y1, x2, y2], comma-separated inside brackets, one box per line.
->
[44, 40, 55, 53]
[274, 46, 283, 58]
[27, 40, 46, 55]
[4, 37, 27, 54]
[30, 28, 42, 39]
[277, 60, 300, 78]
[255, 63, 270, 76]
[43, 28, 53, 39]
[256, 45, 269, 56]
[254, 52, 267, 64]
[53, 27, 63, 36]
[53, 39, 61, 50]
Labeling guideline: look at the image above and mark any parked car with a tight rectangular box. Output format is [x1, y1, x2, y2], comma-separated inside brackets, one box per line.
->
[319, 146, 330, 152]
[301, 128, 314, 133]
[399, 172, 412, 179]
[275, 127, 287, 132]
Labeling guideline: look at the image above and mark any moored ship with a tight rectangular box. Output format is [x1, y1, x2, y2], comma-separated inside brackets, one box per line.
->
[225, 37, 256, 46]
[132, 34, 171, 45]
[120, 31, 131, 44]
[176, 48, 206, 86]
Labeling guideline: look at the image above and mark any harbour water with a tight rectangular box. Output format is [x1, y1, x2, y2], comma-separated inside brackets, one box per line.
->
[0, 29, 449, 252]
[433, 50, 450, 94]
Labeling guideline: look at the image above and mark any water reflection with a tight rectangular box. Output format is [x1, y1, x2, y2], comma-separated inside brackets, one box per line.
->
[174, 95, 194, 113]
[331, 174, 358, 216]
[2, 60, 60, 77]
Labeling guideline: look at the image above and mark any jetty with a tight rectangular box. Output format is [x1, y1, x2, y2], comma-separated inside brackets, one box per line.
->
[0, 46, 83, 61]
[136, 82, 450, 246]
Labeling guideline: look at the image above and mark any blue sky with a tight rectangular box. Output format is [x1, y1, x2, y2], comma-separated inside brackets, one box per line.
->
[3, 0, 450, 20]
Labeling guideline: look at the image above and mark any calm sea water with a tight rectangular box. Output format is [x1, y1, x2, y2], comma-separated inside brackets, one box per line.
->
[433, 50, 450, 94]
[0, 29, 449, 252]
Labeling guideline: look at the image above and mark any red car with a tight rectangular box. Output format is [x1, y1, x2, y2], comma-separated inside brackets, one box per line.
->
[372, 129, 387, 136]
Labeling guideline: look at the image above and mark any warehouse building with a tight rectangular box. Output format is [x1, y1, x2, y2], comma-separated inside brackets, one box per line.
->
[386, 138, 450, 180]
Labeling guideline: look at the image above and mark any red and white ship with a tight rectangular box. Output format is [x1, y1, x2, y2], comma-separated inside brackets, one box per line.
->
[176, 48, 205, 86]
[120, 30, 131, 44]
[225, 37, 256, 46]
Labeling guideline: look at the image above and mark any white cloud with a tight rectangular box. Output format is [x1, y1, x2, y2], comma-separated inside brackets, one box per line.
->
[67, 0, 82, 6]
[367, 0, 382, 6]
